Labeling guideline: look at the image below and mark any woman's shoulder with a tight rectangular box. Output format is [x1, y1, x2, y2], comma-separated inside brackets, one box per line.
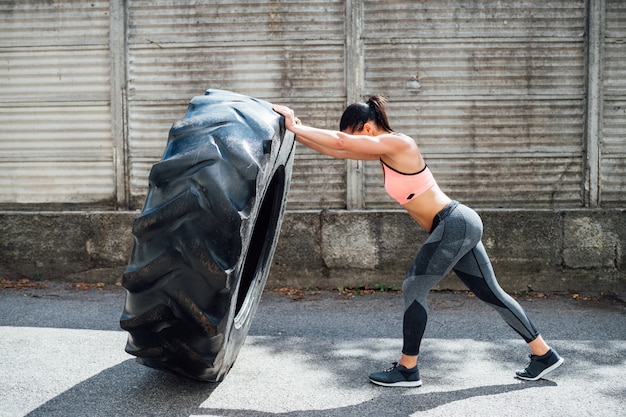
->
[392, 132, 414, 139]
[377, 131, 412, 140]
[382, 132, 418, 150]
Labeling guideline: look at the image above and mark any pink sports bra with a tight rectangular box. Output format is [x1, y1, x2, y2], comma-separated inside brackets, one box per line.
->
[381, 159, 437, 205]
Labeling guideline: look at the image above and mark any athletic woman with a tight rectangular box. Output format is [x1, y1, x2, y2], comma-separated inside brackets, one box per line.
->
[273, 96, 564, 387]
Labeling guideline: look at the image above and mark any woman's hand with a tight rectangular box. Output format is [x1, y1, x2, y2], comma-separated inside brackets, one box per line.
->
[273, 104, 301, 130]
[273, 104, 385, 161]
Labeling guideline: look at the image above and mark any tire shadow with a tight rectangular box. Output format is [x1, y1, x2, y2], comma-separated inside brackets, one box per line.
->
[25, 358, 556, 417]
[26, 359, 218, 417]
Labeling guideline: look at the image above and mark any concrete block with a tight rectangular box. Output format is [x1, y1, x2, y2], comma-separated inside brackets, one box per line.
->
[271, 211, 324, 287]
[320, 211, 378, 269]
[563, 214, 621, 269]
[0, 211, 135, 283]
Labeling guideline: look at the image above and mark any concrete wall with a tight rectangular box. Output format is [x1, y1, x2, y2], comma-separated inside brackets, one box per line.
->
[1, 210, 624, 292]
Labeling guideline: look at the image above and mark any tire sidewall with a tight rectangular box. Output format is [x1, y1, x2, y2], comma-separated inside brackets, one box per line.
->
[217, 112, 295, 381]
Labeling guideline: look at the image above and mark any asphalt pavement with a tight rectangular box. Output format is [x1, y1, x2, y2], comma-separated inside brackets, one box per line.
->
[1, 281, 625, 417]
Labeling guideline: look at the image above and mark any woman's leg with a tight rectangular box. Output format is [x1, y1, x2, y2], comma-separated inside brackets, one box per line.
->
[369, 204, 471, 385]
[452, 241, 541, 343]
[376, 202, 563, 385]
[370, 203, 481, 386]
[451, 216, 564, 380]
[401, 203, 482, 359]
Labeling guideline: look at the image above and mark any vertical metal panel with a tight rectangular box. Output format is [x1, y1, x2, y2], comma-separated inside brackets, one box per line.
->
[126, 0, 347, 209]
[361, 0, 586, 208]
[601, 0, 626, 207]
[345, 0, 365, 209]
[0, 1, 114, 206]
[585, 0, 604, 207]
[110, 0, 129, 208]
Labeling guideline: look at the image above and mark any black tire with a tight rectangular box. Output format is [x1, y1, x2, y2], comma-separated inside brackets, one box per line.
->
[120, 89, 295, 382]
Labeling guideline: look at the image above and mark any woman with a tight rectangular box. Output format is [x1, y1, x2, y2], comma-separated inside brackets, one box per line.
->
[273, 96, 564, 387]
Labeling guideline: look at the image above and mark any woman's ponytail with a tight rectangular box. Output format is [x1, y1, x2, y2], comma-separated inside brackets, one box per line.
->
[340, 95, 393, 133]
[366, 95, 393, 133]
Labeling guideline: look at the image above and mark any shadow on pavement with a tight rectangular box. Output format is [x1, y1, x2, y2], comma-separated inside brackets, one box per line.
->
[200, 380, 556, 416]
[26, 359, 217, 417]
[25, 356, 556, 417]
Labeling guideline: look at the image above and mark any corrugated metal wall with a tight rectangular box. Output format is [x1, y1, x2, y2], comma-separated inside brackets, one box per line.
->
[0, 0, 623, 210]
[360, 0, 586, 209]
[0, 1, 114, 206]
[125, 0, 347, 209]
[603, 0, 626, 207]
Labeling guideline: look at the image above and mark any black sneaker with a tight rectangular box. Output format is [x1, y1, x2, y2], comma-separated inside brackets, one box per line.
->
[515, 348, 564, 381]
[369, 362, 423, 387]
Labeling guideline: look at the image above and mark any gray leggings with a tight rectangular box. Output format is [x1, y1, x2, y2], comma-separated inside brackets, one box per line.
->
[402, 201, 539, 356]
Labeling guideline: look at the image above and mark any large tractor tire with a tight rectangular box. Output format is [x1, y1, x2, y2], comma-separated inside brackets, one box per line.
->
[120, 89, 295, 382]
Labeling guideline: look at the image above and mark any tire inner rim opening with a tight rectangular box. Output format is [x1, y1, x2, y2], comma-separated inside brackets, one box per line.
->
[234, 167, 285, 329]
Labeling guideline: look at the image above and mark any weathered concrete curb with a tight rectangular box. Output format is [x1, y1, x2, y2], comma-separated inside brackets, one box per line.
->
[0, 209, 624, 292]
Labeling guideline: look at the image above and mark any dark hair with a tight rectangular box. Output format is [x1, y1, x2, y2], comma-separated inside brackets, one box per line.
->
[339, 95, 393, 133]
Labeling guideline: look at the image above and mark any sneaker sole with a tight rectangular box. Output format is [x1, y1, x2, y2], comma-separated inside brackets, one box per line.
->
[515, 357, 564, 381]
[369, 378, 423, 388]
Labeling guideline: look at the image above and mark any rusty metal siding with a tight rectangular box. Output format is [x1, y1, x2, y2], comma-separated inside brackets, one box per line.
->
[0, 0, 623, 210]
[126, 0, 347, 209]
[0, 1, 114, 205]
[361, 0, 586, 208]
[601, 0, 626, 207]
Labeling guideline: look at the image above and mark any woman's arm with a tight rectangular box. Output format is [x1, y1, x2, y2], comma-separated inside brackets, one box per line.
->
[295, 134, 379, 160]
[273, 104, 412, 157]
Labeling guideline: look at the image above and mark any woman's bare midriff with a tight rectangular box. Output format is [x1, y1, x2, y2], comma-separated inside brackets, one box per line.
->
[401, 184, 452, 231]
